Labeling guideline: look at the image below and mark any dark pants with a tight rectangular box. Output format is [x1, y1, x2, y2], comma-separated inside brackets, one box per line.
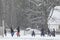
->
[32, 33, 35, 37]
[11, 32, 14, 37]
[41, 32, 45, 36]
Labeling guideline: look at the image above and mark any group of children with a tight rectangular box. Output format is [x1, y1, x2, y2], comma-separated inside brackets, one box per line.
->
[31, 28, 55, 37]
[4, 27, 55, 37]
[4, 26, 20, 37]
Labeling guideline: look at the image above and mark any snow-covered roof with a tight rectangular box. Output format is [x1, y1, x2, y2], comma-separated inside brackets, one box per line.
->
[48, 6, 60, 25]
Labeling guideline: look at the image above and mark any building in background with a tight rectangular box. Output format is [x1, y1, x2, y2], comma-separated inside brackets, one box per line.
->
[48, 6, 60, 31]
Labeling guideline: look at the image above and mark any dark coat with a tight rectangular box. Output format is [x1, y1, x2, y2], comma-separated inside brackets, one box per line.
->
[41, 28, 45, 36]
[4, 29, 7, 36]
[17, 26, 20, 32]
[10, 27, 14, 37]
[47, 28, 50, 34]
[32, 30, 35, 36]
[10, 27, 14, 33]
[51, 29, 55, 37]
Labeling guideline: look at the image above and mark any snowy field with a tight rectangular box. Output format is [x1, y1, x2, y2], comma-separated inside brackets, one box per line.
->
[1, 35, 60, 40]
[0, 30, 60, 40]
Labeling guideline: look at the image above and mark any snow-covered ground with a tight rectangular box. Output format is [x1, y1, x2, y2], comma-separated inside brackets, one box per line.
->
[0, 30, 60, 40]
[1, 34, 60, 40]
